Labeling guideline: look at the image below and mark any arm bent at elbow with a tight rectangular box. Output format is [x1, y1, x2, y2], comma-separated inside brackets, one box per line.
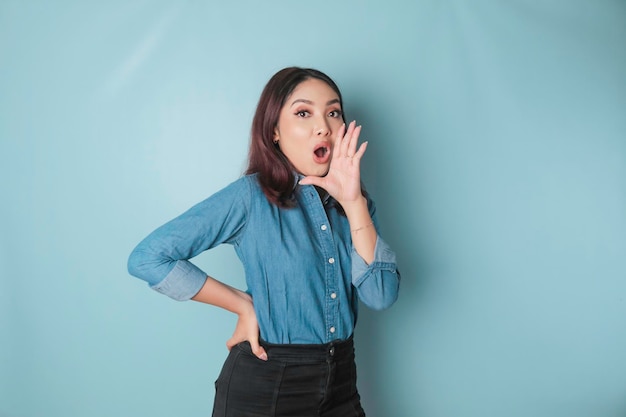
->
[127, 177, 250, 301]
[127, 246, 209, 301]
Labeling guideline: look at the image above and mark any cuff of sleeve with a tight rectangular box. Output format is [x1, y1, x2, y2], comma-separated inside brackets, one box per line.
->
[150, 260, 207, 301]
[352, 235, 398, 286]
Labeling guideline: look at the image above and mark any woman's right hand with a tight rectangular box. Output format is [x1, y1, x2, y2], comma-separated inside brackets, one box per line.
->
[226, 293, 268, 361]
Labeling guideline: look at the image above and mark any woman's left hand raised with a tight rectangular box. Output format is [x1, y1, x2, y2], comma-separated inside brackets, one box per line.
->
[299, 121, 368, 205]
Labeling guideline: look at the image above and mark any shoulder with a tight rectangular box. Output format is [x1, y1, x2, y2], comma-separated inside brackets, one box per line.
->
[239, 173, 264, 195]
[188, 175, 258, 212]
[211, 174, 267, 208]
[213, 174, 260, 195]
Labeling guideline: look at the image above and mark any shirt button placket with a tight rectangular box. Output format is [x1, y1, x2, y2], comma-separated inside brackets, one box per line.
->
[319, 208, 336, 341]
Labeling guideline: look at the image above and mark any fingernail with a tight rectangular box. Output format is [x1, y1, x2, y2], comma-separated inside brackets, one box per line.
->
[260, 353, 268, 361]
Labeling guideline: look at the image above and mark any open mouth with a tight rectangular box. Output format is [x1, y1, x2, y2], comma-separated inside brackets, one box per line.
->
[313, 144, 330, 163]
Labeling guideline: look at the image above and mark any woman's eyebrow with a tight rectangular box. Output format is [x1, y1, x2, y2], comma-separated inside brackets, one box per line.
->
[290, 98, 341, 107]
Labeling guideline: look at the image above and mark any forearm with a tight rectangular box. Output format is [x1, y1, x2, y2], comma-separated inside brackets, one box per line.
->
[342, 195, 376, 264]
[191, 275, 253, 316]
[351, 234, 401, 310]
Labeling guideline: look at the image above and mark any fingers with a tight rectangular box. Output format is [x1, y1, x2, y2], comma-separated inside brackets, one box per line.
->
[337, 122, 350, 156]
[347, 124, 362, 157]
[336, 121, 361, 158]
[226, 336, 268, 361]
[340, 121, 355, 156]
[353, 141, 368, 161]
[336, 123, 347, 145]
[249, 339, 268, 361]
[226, 336, 236, 351]
[298, 175, 324, 187]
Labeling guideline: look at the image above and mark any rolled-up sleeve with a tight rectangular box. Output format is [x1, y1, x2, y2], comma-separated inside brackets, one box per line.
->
[131, 256, 208, 301]
[351, 235, 400, 310]
[127, 178, 249, 301]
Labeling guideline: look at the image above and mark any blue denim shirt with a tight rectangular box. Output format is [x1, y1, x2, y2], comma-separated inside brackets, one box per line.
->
[127, 174, 400, 344]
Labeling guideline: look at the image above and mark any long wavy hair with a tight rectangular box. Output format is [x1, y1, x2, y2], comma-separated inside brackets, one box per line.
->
[245, 67, 346, 207]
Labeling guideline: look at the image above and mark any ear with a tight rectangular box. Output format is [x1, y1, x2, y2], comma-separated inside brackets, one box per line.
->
[273, 128, 280, 144]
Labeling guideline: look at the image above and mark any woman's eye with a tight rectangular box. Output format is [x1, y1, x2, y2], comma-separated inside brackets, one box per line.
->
[296, 110, 309, 117]
[329, 110, 343, 118]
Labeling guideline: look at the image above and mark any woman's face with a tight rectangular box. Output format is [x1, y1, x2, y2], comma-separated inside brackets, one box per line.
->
[274, 78, 344, 177]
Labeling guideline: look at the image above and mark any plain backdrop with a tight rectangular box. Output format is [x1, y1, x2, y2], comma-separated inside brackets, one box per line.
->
[1, 1, 625, 416]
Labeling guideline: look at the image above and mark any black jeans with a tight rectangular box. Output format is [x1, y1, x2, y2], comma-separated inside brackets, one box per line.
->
[212, 337, 366, 417]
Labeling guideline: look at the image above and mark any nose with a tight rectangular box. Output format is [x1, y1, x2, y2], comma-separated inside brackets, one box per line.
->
[315, 119, 331, 136]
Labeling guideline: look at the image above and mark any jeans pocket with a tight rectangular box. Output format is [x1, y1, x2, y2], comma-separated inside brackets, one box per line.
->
[214, 347, 283, 416]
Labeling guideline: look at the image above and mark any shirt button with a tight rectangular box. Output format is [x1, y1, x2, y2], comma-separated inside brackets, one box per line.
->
[328, 257, 335, 264]
[330, 326, 336, 333]
[321, 224, 327, 231]
[330, 293, 337, 299]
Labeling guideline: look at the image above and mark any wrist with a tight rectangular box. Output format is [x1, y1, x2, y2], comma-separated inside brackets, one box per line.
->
[340, 195, 368, 216]
[233, 291, 254, 316]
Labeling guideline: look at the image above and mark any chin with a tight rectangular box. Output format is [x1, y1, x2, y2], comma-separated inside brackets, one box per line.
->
[297, 164, 329, 178]
[311, 166, 330, 177]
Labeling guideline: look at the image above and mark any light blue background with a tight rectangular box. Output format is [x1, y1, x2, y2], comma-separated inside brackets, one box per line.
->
[1, 1, 625, 416]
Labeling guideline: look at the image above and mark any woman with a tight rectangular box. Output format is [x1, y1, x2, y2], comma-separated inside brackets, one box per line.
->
[128, 67, 400, 417]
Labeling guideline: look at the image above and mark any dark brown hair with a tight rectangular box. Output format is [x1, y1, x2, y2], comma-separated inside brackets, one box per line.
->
[245, 67, 345, 207]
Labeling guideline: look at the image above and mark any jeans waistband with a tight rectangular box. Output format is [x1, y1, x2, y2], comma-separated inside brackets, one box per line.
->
[239, 336, 354, 363]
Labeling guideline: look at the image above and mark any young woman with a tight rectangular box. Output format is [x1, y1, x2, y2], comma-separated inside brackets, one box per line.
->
[128, 67, 400, 417]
